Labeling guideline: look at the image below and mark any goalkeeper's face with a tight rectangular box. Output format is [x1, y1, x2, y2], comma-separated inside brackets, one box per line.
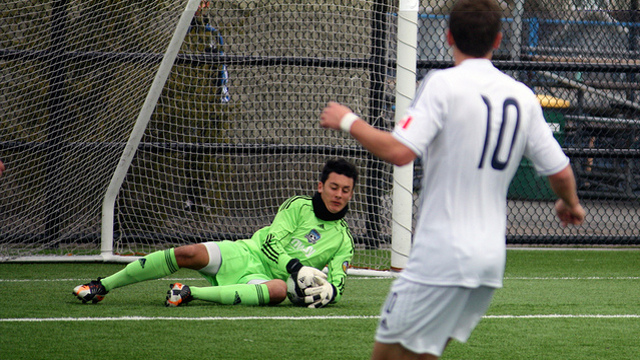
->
[318, 172, 354, 214]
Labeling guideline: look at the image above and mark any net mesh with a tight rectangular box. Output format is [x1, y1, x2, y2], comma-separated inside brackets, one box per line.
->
[1, 1, 189, 257]
[1, 0, 639, 266]
[0, 0, 395, 269]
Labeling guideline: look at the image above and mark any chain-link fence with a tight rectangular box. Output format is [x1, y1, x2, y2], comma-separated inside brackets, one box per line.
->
[411, 0, 640, 245]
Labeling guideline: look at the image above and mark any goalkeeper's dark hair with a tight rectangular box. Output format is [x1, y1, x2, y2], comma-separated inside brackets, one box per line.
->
[320, 158, 358, 184]
[449, 0, 503, 58]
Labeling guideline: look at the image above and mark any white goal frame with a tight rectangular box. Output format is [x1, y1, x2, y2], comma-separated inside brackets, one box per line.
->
[2, 0, 418, 277]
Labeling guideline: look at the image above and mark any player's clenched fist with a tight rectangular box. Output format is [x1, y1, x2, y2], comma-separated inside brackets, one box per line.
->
[320, 102, 357, 132]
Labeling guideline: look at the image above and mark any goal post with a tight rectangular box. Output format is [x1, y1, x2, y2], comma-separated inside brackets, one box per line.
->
[101, 0, 201, 261]
[390, 0, 418, 272]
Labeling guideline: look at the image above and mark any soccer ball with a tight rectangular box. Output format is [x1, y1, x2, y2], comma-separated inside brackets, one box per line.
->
[286, 275, 307, 307]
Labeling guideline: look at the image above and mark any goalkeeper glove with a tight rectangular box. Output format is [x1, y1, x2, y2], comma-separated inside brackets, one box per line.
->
[286, 259, 327, 290]
[304, 275, 336, 308]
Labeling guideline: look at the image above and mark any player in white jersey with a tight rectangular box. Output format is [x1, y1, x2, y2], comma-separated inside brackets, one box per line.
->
[319, 0, 585, 359]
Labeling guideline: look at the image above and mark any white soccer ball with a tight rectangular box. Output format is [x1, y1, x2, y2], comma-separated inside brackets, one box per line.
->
[286, 275, 307, 307]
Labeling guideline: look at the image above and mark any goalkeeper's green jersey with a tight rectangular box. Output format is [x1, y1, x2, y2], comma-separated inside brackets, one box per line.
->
[240, 195, 354, 303]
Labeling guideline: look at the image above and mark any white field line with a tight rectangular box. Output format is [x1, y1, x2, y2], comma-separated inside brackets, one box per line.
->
[504, 276, 640, 280]
[2, 314, 640, 323]
[1, 276, 640, 282]
[1, 277, 638, 322]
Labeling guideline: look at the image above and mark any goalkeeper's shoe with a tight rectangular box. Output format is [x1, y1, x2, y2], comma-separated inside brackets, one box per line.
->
[165, 283, 192, 307]
[73, 278, 108, 304]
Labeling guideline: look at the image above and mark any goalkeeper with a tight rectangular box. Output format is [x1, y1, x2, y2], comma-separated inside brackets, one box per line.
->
[73, 158, 357, 308]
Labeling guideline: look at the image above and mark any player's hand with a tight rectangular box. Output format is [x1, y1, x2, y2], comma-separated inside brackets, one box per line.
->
[296, 266, 327, 288]
[304, 276, 336, 308]
[320, 102, 354, 130]
[555, 199, 585, 227]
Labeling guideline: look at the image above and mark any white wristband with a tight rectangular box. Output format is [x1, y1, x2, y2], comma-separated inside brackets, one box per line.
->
[339, 112, 359, 133]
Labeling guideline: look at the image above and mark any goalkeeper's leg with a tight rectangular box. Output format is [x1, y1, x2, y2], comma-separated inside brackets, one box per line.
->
[189, 280, 286, 306]
[100, 244, 210, 291]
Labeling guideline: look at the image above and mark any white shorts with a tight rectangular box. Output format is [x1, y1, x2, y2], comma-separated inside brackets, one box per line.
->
[374, 276, 495, 357]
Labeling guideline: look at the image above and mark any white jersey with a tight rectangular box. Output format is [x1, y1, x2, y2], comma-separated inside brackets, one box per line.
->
[392, 59, 569, 288]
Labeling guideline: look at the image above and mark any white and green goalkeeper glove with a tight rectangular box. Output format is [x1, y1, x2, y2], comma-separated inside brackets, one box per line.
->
[304, 275, 336, 308]
[286, 259, 327, 290]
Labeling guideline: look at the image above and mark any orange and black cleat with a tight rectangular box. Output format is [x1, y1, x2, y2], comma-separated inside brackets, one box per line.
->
[73, 278, 108, 304]
[165, 283, 192, 307]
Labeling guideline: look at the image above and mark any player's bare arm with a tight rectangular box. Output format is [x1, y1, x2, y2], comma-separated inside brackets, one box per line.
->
[320, 102, 416, 166]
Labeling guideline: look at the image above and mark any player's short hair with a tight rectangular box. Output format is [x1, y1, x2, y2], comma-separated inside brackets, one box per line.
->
[449, 0, 502, 58]
[320, 158, 358, 185]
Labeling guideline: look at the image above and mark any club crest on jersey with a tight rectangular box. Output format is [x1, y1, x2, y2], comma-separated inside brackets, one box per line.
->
[342, 261, 349, 273]
[305, 229, 321, 244]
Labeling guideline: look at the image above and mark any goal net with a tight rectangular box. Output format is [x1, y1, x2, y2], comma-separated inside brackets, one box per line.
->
[5, 0, 637, 269]
[0, 0, 398, 271]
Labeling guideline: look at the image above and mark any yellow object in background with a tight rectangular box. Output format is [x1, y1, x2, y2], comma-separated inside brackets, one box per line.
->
[536, 94, 570, 108]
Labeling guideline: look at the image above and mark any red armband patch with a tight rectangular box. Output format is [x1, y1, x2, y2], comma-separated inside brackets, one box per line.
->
[399, 115, 413, 129]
